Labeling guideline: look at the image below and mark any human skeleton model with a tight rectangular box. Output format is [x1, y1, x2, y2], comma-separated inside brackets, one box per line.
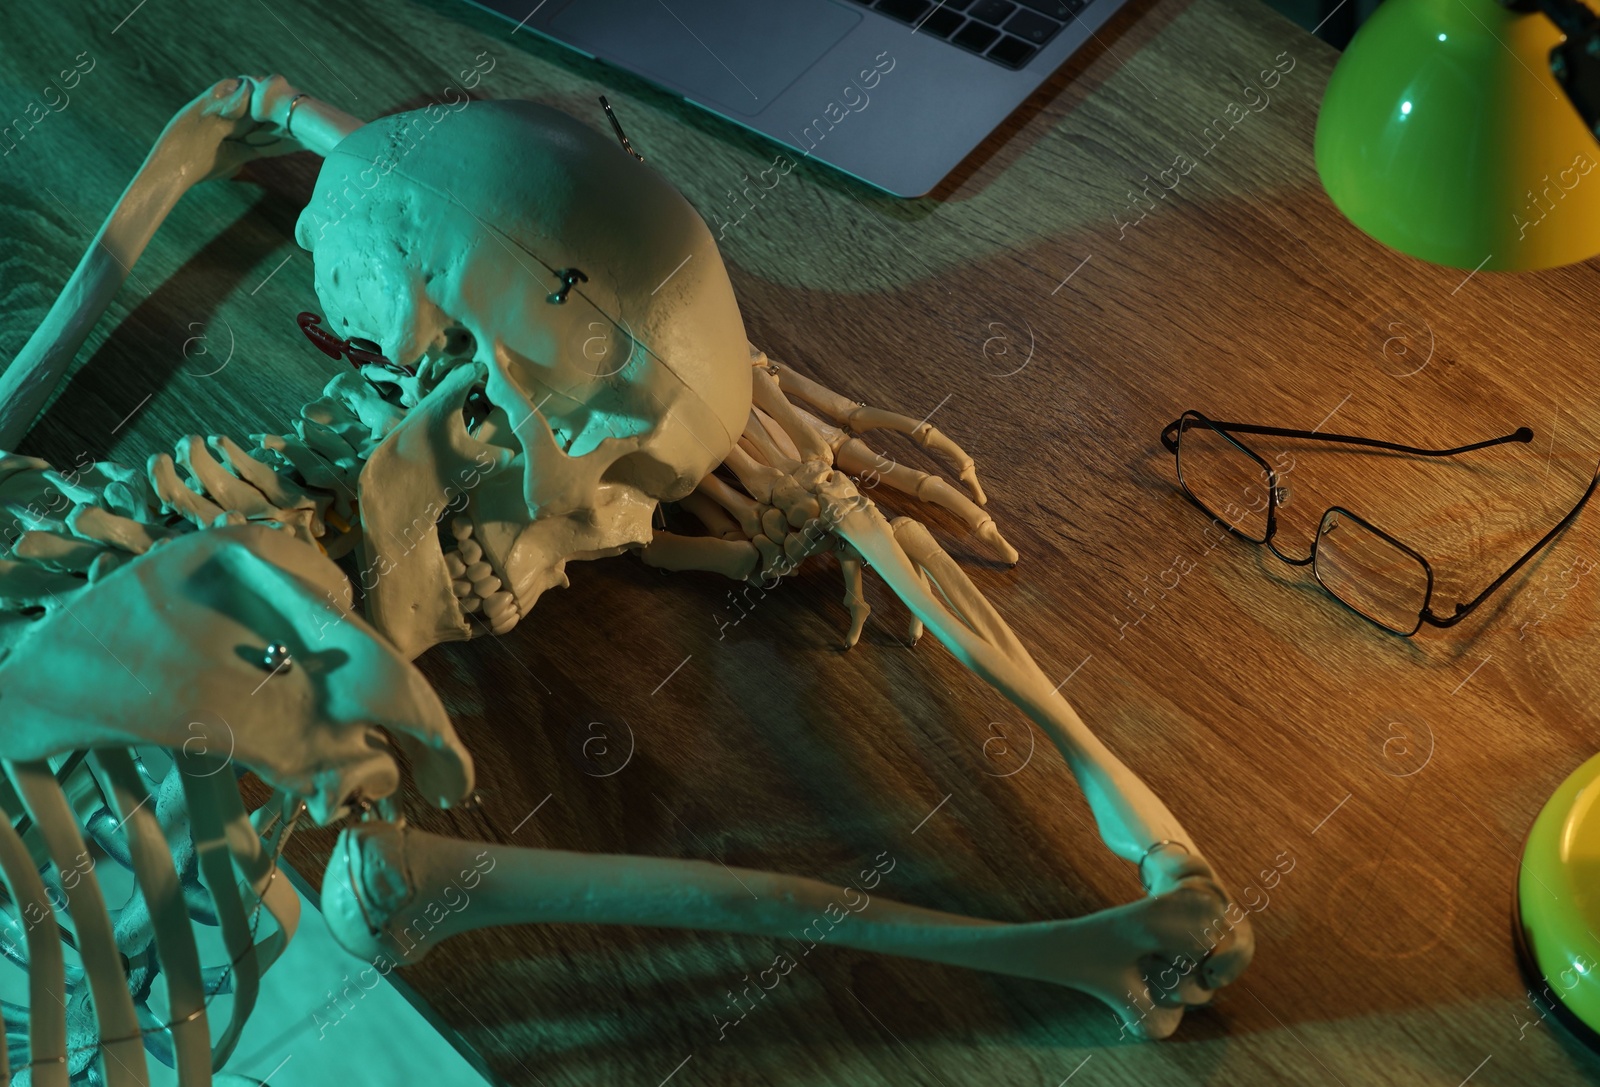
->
[0, 76, 1253, 1083]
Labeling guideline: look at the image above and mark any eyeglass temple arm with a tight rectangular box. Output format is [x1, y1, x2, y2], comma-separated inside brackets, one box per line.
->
[1160, 419, 1534, 457]
[1425, 462, 1600, 627]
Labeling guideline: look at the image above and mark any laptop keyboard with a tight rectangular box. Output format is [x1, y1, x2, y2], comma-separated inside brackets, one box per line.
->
[846, 0, 1085, 69]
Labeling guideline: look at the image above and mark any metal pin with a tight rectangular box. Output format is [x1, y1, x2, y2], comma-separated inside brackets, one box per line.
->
[262, 643, 293, 673]
[548, 267, 588, 304]
[599, 95, 645, 162]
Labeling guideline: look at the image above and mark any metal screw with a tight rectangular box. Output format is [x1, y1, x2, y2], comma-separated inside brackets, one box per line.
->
[547, 267, 588, 304]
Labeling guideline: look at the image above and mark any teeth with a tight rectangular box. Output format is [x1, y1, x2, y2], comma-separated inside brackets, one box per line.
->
[439, 514, 521, 635]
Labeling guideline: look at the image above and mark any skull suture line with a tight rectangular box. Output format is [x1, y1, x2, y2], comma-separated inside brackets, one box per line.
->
[295, 101, 752, 659]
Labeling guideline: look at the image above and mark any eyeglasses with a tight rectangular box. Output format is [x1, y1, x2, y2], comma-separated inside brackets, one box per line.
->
[1160, 410, 1600, 635]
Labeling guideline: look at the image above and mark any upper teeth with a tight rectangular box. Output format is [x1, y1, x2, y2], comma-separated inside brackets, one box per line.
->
[444, 515, 521, 635]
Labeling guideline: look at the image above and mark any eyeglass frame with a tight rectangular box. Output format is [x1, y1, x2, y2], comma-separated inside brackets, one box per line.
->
[1159, 410, 1600, 636]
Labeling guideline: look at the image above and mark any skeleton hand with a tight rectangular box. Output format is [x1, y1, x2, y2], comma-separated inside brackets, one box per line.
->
[161, 74, 319, 185]
[1026, 874, 1246, 1040]
[0, 522, 472, 822]
[646, 353, 1016, 648]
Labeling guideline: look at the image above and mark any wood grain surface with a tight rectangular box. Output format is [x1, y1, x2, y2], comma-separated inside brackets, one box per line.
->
[7, 0, 1600, 1084]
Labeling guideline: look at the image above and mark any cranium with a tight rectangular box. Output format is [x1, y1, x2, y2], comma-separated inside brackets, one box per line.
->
[293, 101, 752, 657]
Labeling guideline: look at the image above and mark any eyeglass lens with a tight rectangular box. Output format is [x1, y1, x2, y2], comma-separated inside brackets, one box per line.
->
[1312, 511, 1430, 634]
[1175, 416, 1274, 543]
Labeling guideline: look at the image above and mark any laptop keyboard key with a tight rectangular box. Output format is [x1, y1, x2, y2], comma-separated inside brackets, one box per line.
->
[860, 0, 1079, 67]
[987, 34, 1040, 67]
[1014, 0, 1073, 16]
[919, 7, 966, 36]
[952, 20, 1001, 50]
[1004, 9, 1062, 42]
[967, 0, 1017, 24]
[876, 0, 932, 22]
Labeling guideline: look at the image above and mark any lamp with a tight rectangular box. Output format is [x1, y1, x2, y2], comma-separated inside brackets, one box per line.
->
[1516, 755, 1600, 1047]
[1314, 0, 1600, 270]
[1318, 0, 1600, 1047]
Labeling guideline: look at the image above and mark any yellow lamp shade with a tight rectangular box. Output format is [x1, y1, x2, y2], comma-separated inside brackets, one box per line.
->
[1315, 0, 1600, 270]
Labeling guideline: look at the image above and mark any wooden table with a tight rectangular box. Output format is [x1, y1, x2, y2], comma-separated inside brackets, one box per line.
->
[8, 0, 1600, 1084]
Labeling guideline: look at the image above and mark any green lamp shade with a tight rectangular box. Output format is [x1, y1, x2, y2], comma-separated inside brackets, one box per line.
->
[1315, 0, 1600, 270]
[1518, 751, 1600, 1040]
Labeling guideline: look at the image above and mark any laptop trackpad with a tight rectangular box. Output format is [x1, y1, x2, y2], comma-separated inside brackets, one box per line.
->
[549, 0, 860, 118]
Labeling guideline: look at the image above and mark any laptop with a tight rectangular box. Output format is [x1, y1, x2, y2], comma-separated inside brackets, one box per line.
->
[465, 0, 1130, 196]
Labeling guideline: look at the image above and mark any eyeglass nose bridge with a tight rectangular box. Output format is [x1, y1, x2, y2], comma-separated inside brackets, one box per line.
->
[1265, 535, 1315, 567]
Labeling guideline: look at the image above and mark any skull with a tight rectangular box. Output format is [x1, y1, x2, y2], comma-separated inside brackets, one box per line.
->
[293, 100, 752, 658]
